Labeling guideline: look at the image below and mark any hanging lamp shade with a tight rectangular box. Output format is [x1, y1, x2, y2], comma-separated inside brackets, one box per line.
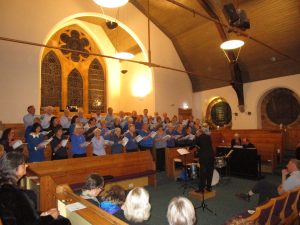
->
[220, 40, 244, 50]
[114, 52, 134, 60]
[93, 0, 129, 8]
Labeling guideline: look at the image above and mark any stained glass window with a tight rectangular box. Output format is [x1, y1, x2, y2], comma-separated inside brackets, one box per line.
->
[68, 69, 83, 108]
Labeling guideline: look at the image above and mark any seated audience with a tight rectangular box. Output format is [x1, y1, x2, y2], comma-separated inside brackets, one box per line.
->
[231, 133, 242, 147]
[100, 185, 126, 214]
[41, 106, 54, 129]
[23, 105, 36, 129]
[242, 138, 255, 149]
[138, 123, 153, 151]
[91, 128, 106, 156]
[27, 123, 47, 162]
[236, 159, 300, 204]
[70, 123, 87, 158]
[125, 124, 139, 152]
[60, 109, 71, 132]
[0, 152, 71, 225]
[50, 126, 68, 160]
[110, 128, 124, 154]
[116, 187, 151, 225]
[80, 173, 104, 205]
[154, 126, 167, 171]
[167, 197, 196, 225]
[0, 128, 23, 153]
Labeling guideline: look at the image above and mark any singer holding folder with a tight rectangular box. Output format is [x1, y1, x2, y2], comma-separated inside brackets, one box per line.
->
[195, 128, 215, 192]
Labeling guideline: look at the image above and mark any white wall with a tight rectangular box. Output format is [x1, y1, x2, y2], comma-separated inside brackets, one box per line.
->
[0, 0, 192, 123]
[192, 74, 300, 129]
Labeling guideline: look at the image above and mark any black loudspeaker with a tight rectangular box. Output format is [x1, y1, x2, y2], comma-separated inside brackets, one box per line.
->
[223, 3, 239, 25]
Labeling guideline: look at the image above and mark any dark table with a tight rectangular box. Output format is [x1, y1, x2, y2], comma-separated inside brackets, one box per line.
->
[216, 146, 262, 179]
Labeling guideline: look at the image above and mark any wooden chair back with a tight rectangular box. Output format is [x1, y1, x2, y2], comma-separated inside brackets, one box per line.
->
[256, 200, 275, 225]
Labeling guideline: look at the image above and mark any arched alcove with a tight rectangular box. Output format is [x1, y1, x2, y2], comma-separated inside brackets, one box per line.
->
[68, 69, 83, 107]
[260, 88, 300, 129]
[41, 51, 62, 108]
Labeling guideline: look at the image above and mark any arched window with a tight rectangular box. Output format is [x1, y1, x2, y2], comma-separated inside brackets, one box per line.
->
[206, 97, 232, 128]
[41, 51, 62, 108]
[68, 69, 83, 108]
[88, 58, 106, 113]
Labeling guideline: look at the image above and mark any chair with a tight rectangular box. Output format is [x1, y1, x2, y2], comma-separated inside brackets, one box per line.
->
[256, 200, 275, 225]
[270, 192, 289, 225]
[283, 187, 300, 224]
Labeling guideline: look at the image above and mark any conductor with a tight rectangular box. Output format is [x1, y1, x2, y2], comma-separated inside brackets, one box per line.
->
[196, 127, 215, 192]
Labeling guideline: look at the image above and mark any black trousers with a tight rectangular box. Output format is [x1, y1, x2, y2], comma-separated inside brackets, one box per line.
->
[72, 153, 87, 158]
[252, 180, 278, 204]
[198, 157, 214, 190]
[156, 148, 165, 171]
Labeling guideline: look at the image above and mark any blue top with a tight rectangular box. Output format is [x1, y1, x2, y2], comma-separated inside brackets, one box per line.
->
[100, 201, 121, 214]
[105, 114, 114, 129]
[24, 125, 33, 142]
[154, 132, 167, 149]
[138, 130, 153, 148]
[166, 129, 176, 147]
[110, 134, 123, 154]
[27, 133, 45, 162]
[124, 132, 138, 151]
[69, 123, 76, 136]
[135, 121, 143, 131]
[71, 134, 86, 155]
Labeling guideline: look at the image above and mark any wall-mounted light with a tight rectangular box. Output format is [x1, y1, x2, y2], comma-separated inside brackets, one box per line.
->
[132, 75, 151, 98]
[183, 103, 189, 109]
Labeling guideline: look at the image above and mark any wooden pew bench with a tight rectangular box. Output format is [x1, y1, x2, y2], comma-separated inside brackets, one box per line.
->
[27, 151, 156, 211]
[56, 184, 128, 225]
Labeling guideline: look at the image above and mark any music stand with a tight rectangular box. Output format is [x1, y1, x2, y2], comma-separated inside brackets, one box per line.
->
[177, 148, 194, 194]
[194, 189, 217, 215]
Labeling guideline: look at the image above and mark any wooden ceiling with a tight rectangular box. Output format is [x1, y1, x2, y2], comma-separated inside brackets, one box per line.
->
[78, 16, 142, 55]
[131, 0, 300, 92]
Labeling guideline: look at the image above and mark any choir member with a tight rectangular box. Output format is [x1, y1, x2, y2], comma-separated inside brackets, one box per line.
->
[91, 128, 106, 156]
[124, 124, 138, 152]
[50, 126, 68, 160]
[41, 106, 54, 129]
[23, 105, 36, 129]
[70, 123, 87, 158]
[27, 123, 46, 162]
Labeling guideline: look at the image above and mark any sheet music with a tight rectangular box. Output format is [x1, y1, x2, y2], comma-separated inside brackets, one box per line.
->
[66, 202, 86, 212]
[177, 148, 190, 155]
[61, 139, 68, 147]
[150, 131, 157, 138]
[40, 131, 50, 136]
[82, 142, 91, 148]
[173, 135, 182, 140]
[135, 135, 143, 143]
[40, 137, 53, 147]
[12, 140, 23, 149]
[104, 140, 114, 145]
[121, 137, 129, 147]
[162, 134, 171, 140]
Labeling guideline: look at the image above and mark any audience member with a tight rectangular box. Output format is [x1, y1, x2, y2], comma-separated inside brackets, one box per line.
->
[167, 197, 196, 225]
[100, 185, 126, 214]
[27, 123, 47, 162]
[23, 105, 36, 129]
[236, 159, 300, 204]
[80, 173, 104, 205]
[116, 187, 151, 225]
[50, 126, 68, 160]
[0, 152, 71, 225]
[41, 106, 54, 129]
[91, 128, 106, 156]
[70, 123, 87, 158]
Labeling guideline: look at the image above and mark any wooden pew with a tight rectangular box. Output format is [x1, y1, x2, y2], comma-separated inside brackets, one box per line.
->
[165, 147, 196, 179]
[27, 151, 156, 211]
[56, 184, 128, 225]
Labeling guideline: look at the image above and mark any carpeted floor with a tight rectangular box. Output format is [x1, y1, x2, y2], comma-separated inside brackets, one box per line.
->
[145, 172, 281, 225]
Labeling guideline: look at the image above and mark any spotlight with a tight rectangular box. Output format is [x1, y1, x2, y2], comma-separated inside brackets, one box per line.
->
[106, 21, 118, 29]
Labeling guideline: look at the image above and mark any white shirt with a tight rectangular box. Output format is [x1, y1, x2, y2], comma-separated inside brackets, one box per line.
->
[23, 113, 35, 128]
[60, 115, 71, 129]
[91, 136, 106, 156]
[41, 114, 54, 129]
[283, 170, 300, 192]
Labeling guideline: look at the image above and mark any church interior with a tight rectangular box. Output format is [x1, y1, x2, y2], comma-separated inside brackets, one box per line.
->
[0, 0, 300, 225]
